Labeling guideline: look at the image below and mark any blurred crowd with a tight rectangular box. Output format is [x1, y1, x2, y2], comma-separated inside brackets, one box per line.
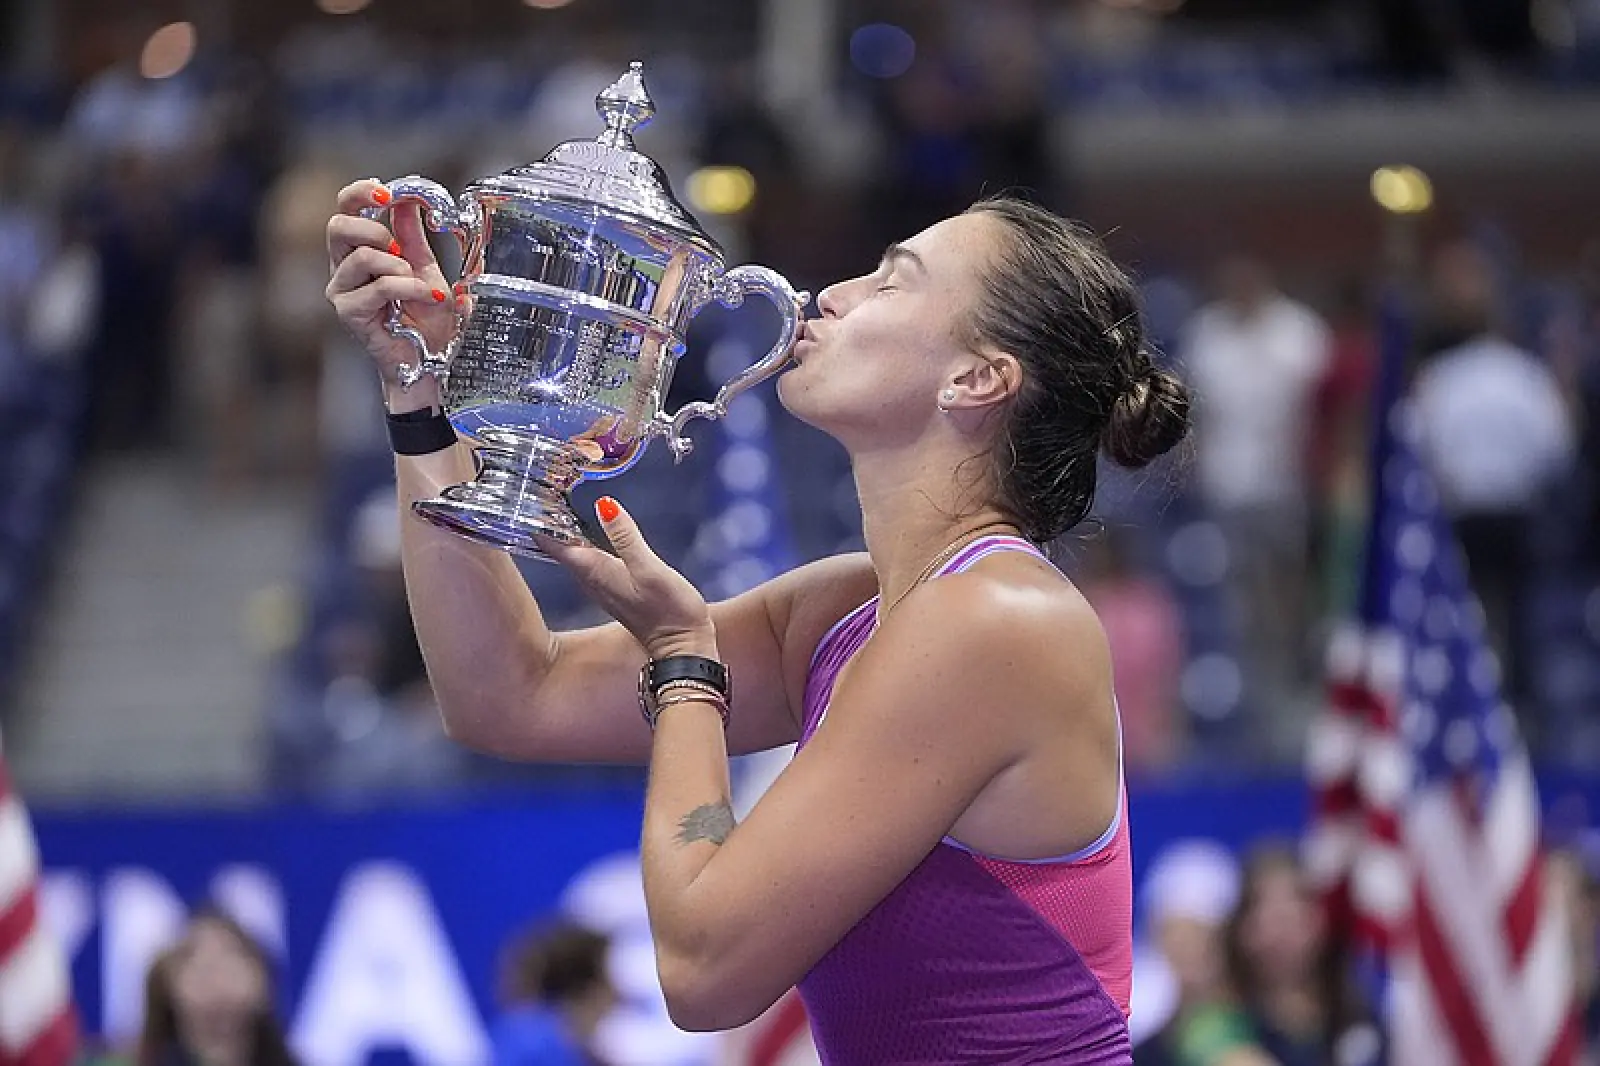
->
[0, 0, 1597, 798]
[1130, 834, 1600, 1064]
[101, 906, 618, 1066]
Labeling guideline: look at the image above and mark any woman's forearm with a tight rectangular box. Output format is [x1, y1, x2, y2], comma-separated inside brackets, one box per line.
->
[638, 638, 742, 1027]
[388, 381, 560, 747]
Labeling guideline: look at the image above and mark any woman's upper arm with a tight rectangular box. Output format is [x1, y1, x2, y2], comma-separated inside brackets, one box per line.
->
[462, 553, 877, 765]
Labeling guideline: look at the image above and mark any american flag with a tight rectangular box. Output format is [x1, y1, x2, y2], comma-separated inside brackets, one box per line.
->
[1305, 298, 1578, 1066]
[0, 734, 77, 1066]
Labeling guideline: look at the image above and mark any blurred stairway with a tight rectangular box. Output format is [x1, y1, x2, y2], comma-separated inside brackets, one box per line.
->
[9, 455, 312, 800]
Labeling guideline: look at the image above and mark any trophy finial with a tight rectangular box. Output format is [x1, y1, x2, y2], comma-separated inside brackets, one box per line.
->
[596, 61, 655, 149]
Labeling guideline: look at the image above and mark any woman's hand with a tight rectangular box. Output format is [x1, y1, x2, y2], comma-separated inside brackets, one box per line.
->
[325, 179, 457, 404]
[542, 497, 718, 660]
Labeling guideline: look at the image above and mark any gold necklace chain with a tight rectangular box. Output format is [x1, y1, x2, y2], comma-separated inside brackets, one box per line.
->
[878, 523, 1018, 621]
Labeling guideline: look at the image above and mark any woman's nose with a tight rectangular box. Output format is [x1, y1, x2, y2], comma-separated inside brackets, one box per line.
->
[816, 282, 844, 318]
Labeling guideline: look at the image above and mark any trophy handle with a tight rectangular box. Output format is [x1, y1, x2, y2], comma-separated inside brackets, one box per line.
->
[661, 266, 809, 460]
[361, 176, 480, 389]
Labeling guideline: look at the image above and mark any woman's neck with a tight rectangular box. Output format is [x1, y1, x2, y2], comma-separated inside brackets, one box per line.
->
[852, 442, 1018, 614]
[1257, 979, 1325, 1039]
[181, 1024, 253, 1066]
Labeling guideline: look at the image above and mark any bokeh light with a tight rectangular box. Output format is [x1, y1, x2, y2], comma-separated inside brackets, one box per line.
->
[1370, 164, 1435, 215]
[686, 166, 757, 215]
[315, 0, 372, 13]
[139, 22, 196, 80]
[523, 0, 578, 8]
[849, 23, 916, 80]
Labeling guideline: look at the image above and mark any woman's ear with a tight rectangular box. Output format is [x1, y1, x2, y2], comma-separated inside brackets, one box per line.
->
[953, 350, 1022, 408]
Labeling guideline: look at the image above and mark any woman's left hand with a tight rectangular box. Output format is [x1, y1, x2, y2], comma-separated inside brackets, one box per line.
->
[540, 497, 717, 660]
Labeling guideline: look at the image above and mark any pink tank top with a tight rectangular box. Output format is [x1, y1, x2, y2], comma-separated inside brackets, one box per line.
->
[795, 535, 1134, 1064]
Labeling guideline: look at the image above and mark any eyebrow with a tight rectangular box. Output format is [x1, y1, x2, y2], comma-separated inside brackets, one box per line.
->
[881, 242, 927, 275]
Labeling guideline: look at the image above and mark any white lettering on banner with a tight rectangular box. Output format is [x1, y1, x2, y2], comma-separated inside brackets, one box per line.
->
[39, 857, 705, 1066]
[290, 862, 487, 1066]
[38, 871, 94, 969]
[211, 865, 287, 958]
[102, 869, 188, 1042]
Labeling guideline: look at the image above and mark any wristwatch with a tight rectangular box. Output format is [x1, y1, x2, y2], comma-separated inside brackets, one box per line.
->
[638, 655, 731, 729]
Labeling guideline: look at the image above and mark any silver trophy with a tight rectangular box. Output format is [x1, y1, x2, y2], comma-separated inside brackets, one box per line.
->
[366, 63, 806, 559]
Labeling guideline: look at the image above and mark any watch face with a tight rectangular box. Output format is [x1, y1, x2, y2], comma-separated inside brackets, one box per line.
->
[637, 664, 656, 724]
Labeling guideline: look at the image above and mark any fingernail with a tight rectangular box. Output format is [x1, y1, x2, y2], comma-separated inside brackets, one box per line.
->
[596, 497, 621, 523]
[431, 288, 447, 303]
[372, 185, 392, 206]
[388, 239, 402, 256]
[453, 281, 469, 294]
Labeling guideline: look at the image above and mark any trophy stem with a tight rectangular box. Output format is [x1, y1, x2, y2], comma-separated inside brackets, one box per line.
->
[412, 428, 590, 562]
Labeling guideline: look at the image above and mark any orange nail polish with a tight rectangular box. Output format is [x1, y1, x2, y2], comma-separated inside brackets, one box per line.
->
[431, 288, 447, 303]
[388, 239, 402, 256]
[372, 185, 392, 205]
[596, 497, 621, 523]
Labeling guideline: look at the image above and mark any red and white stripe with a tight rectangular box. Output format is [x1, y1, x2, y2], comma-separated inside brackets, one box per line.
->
[717, 990, 817, 1066]
[1307, 624, 1577, 1066]
[0, 738, 76, 1066]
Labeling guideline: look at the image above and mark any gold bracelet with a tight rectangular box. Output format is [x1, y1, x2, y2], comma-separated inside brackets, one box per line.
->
[653, 689, 731, 727]
[655, 679, 726, 702]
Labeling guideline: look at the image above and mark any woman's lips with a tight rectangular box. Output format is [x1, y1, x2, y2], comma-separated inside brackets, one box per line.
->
[791, 320, 816, 361]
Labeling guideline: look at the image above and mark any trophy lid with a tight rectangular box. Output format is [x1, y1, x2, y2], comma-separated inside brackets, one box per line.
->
[469, 63, 715, 250]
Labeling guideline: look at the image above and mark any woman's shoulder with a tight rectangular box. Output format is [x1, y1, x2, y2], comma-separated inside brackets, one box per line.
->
[927, 548, 1106, 648]
[878, 556, 1110, 700]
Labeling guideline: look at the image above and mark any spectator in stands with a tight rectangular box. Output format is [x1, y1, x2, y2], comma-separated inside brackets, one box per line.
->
[1410, 239, 1575, 710]
[314, 489, 472, 796]
[139, 908, 296, 1066]
[174, 66, 284, 489]
[1182, 255, 1332, 754]
[0, 124, 49, 394]
[1078, 531, 1186, 773]
[76, 148, 182, 451]
[491, 920, 617, 1066]
[1570, 241, 1600, 576]
[871, 50, 987, 246]
[1309, 279, 1378, 620]
[1223, 844, 1382, 1066]
[262, 156, 367, 475]
[1133, 839, 1255, 1066]
[1545, 844, 1600, 1058]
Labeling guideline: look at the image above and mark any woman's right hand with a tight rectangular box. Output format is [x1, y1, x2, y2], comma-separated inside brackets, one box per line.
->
[325, 179, 457, 403]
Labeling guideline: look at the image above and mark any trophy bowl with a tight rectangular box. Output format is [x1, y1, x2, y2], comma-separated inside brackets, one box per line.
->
[365, 62, 807, 561]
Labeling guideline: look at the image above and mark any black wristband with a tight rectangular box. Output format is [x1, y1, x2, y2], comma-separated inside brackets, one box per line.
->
[387, 407, 457, 456]
[638, 655, 732, 731]
[645, 655, 731, 701]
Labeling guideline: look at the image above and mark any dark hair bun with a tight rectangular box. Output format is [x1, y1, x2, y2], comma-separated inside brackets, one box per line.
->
[1101, 367, 1191, 469]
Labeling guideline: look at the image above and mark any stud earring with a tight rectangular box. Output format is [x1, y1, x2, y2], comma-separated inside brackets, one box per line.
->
[939, 388, 957, 409]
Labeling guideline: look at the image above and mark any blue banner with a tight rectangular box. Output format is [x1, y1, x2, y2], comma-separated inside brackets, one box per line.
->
[31, 773, 1599, 1066]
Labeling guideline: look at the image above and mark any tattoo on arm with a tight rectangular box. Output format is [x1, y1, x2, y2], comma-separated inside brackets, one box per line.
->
[675, 802, 736, 846]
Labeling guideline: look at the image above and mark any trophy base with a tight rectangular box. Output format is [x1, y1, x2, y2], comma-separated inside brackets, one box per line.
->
[412, 428, 591, 563]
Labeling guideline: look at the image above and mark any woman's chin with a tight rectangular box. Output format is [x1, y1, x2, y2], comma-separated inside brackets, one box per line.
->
[774, 371, 817, 425]
[774, 370, 800, 412]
